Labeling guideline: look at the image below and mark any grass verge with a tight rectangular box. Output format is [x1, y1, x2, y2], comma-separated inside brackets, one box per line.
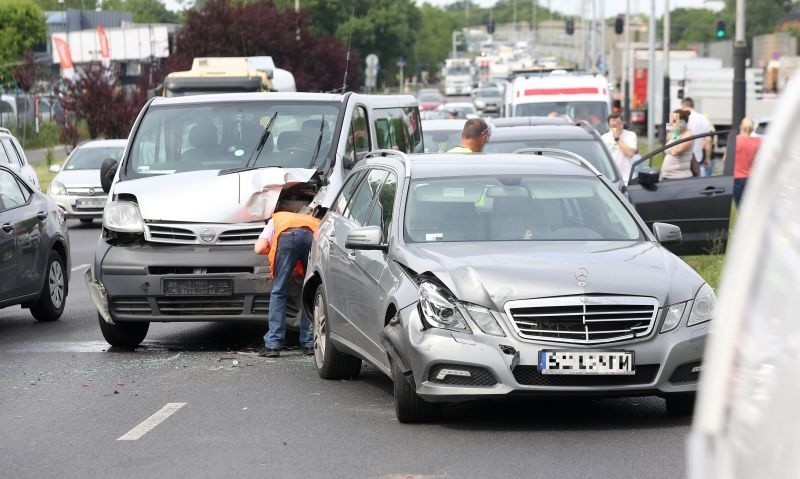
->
[34, 162, 57, 193]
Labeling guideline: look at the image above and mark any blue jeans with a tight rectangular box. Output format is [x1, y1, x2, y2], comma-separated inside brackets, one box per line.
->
[701, 159, 715, 177]
[733, 178, 747, 208]
[264, 228, 313, 349]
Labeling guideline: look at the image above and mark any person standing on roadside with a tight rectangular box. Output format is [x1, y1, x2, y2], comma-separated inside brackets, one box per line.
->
[681, 97, 714, 176]
[731, 117, 762, 208]
[661, 109, 695, 180]
[254, 208, 320, 358]
[448, 118, 490, 153]
[601, 113, 638, 183]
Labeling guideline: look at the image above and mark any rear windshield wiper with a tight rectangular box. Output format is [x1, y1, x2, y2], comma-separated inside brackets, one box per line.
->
[219, 112, 278, 176]
[308, 115, 325, 168]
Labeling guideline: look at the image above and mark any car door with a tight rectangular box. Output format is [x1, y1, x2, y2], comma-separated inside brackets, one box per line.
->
[0, 169, 41, 298]
[329, 168, 389, 358]
[355, 170, 398, 354]
[626, 132, 733, 255]
[323, 169, 367, 337]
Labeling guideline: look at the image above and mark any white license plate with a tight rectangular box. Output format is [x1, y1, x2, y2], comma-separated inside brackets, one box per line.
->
[538, 350, 635, 375]
[75, 198, 106, 208]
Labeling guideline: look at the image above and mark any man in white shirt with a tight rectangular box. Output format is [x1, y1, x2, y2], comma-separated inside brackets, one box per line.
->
[681, 97, 714, 176]
[601, 113, 638, 184]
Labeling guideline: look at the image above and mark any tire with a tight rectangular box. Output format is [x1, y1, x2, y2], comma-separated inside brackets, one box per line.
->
[30, 250, 67, 322]
[79, 218, 93, 224]
[98, 313, 149, 348]
[392, 360, 442, 423]
[312, 286, 362, 380]
[665, 393, 696, 416]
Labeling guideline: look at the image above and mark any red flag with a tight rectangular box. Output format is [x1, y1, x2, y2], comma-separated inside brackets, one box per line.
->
[52, 37, 75, 80]
[97, 25, 110, 67]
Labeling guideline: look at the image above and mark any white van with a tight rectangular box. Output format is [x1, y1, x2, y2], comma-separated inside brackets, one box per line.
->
[506, 71, 612, 133]
[86, 92, 422, 348]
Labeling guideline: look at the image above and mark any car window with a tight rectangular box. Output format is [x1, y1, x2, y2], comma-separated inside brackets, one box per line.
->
[65, 146, 126, 170]
[374, 107, 423, 153]
[366, 171, 397, 240]
[345, 169, 388, 225]
[485, 138, 618, 181]
[1, 139, 24, 166]
[344, 106, 369, 165]
[404, 175, 641, 242]
[0, 170, 27, 210]
[0, 142, 11, 166]
[331, 170, 367, 215]
[15, 177, 32, 203]
[423, 129, 461, 153]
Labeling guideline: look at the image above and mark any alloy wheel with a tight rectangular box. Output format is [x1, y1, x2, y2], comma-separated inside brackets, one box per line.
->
[48, 261, 65, 309]
[313, 292, 327, 369]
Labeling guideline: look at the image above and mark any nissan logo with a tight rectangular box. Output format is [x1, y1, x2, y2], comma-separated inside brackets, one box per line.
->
[88, 187, 95, 196]
[199, 229, 216, 242]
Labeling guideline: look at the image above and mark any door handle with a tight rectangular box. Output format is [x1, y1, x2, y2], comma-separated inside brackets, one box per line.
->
[347, 250, 357, 258]
[37, 211, 48, 220]
[699, 187, 726, 196]
[1, 223, 12, 233]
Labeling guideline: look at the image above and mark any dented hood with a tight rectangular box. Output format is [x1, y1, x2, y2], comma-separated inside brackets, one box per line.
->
[112, 168, 317, 223]
[398, 241, 702, 310]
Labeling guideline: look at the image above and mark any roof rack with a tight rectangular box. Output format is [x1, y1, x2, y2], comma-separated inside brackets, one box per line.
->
[0, 127, 11, 135]
[362, 149, 412, 178]
[512, 147, 602, 176]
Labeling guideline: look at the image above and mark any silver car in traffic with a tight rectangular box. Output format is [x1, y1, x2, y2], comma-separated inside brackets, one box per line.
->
[303, 150, 715, 423]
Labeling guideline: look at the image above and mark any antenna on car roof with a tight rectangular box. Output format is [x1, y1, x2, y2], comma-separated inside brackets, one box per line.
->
[341, 2, 355, 93]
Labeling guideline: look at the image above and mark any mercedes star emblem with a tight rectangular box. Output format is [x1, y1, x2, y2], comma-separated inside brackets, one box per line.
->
[576, 267, 589, 287]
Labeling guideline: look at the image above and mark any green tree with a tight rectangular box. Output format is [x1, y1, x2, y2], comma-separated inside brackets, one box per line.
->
[0, 0, 46, 65]
[102, 0, 180, 23]
[334, 0, 420, 87]
[659, 8, 732, 48]
[32, 0, 99, 10]
[724, 0, 794, 39]
[414, 5, 459, 79]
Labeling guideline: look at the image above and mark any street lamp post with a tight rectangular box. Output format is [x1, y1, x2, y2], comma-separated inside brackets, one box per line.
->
[647, 0, 656, 150]
[662, 0, 670, 142]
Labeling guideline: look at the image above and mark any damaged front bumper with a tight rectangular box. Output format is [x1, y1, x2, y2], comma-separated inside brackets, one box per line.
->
[382, 304, 707, 403]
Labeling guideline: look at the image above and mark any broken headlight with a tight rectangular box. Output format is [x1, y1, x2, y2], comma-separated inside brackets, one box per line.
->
[103, 200, 144, 233]
[418, 282, 505, 336]
[687, 283, 716, 327]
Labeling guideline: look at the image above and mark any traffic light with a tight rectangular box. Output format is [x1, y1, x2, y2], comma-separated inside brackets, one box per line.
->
[487, 20, 495, 34]
[566, 19, 575, 36]
[715, 20, 726, 39]
[614, 15, 624, 35]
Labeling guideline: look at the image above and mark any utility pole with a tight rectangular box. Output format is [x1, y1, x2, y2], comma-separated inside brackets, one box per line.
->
[581, 0, 588, 69]
[590, 0, 597, 71]
[513, 0, 518, 43]
[623, 0, 631, 124]
[647, 0, 656, 150]
[662, 0, 670, 142]
[295, 0, 300, 41]
[599, 0, 606, 73]
[532, 0, 538, 44]
[729, 0, 746, 176]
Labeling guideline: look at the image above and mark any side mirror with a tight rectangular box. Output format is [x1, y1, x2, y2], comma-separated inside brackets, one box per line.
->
[49, 164, 61, 173]
[100, 158, 119, 194]
[345, 225, 387, 251]
[653, 222, 682, 245]
[638, 167, 660, 186]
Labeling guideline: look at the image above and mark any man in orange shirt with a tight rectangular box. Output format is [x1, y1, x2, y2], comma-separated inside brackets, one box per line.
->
[254, 210, 320, 357]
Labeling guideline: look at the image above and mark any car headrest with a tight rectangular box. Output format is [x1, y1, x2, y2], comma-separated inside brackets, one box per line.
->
[188, 121, 219, 149]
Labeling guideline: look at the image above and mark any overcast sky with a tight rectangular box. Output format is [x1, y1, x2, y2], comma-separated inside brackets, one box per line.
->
[418, 0, 712, 18]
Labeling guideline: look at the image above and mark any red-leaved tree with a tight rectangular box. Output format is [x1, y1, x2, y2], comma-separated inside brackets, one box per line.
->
[58, 63, 147, 142]
[166, 0, 361, 92]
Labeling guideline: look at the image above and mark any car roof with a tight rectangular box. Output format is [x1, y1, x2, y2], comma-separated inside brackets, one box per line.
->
[489, 124, 598, 141]
[420, 119, 466, 131]
[363, 153, 595, 179]
[149, 92, 418, 109]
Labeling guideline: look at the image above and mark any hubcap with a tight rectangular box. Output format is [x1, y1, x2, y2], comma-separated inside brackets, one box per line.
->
[48, 260, 64, 309]
[313, 292, 326, 369]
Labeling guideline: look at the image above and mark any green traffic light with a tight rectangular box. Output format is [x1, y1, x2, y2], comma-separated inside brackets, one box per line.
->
[716, 30, 725, 38]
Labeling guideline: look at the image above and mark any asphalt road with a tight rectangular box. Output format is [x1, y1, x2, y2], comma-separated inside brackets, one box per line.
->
[0, 221, 691, 478]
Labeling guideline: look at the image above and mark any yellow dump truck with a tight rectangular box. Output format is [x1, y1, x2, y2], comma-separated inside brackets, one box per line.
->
[163, 57, 274, 97]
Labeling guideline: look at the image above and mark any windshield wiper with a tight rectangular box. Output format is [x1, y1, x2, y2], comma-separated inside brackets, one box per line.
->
[220, 112, 279, 176]
[246, 111, 278, 168]
[308, 115, 325, 168]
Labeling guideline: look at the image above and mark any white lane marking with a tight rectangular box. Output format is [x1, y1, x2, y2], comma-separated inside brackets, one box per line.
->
[117, 403, 187, 441]
[71, 264, 89, 272]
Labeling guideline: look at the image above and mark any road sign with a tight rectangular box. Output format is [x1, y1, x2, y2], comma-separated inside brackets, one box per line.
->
[366, 54, 379, 67]
[396, 58, 406, 68]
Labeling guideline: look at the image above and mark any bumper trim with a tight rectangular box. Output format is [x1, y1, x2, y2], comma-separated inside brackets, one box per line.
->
[84, 268, 112, 324]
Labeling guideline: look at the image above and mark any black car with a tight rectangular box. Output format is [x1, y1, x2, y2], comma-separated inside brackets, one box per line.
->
[484, 119, 733, 255]
[0, 165, 71, 321]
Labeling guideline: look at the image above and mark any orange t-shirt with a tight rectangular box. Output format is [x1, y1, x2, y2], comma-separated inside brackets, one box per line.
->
[734, 135, 762, 179]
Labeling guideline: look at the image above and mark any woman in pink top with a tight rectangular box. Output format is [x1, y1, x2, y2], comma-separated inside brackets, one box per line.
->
[732, 117, 762, 208]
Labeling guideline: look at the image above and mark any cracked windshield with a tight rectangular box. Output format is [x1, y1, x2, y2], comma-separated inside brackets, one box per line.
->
[128, 103, 339, 175]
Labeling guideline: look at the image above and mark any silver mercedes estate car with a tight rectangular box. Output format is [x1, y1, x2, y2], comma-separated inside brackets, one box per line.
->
[303, 150, 715, 423]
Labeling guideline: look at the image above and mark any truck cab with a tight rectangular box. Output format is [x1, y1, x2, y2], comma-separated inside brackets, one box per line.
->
[86, 92, 422, 348]
[163, 57, 274, 97]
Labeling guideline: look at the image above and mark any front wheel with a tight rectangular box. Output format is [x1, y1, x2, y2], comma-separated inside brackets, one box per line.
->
[312, 286, 362, 380]
[30, 250, 67, 322]
[98, 313, 149, 348]
[392, 361, 442, 423]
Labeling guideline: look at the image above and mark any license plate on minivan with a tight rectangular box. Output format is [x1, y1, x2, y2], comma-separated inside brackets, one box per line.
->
[538, 351, 635, 375]
[163, 278, 232, 296]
